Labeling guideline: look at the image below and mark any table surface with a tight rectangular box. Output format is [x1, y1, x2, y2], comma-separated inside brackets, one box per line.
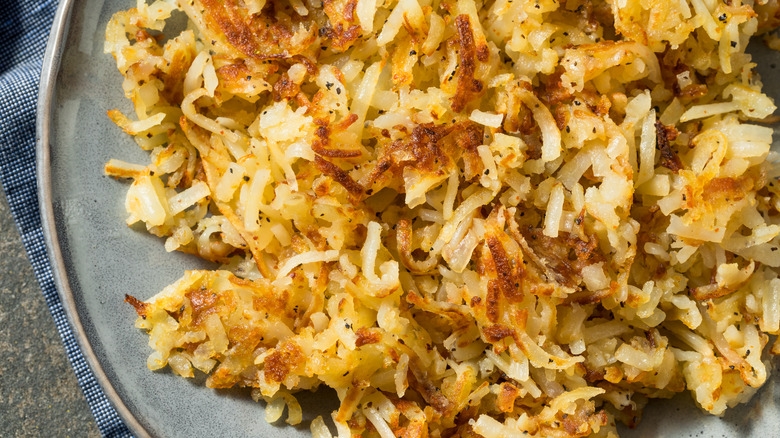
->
[0, 186, 100, 437]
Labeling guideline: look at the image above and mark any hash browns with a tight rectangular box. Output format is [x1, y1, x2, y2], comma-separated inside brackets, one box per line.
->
[106, 0, 780, 436]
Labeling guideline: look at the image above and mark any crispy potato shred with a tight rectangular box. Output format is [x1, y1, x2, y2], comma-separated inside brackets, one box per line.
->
[106, 0, 780, 436]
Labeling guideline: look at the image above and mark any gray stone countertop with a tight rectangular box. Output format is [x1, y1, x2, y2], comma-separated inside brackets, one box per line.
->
[0, 187, 100, 437]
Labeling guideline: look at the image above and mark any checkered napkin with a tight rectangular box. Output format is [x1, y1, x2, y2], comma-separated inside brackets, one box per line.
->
[0, 2, 132, 437]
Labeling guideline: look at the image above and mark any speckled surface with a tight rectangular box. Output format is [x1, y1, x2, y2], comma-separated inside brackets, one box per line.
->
[0, 187, 100, 438]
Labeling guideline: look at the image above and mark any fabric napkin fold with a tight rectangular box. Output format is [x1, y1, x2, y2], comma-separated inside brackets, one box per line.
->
[0, 2, 132, 437]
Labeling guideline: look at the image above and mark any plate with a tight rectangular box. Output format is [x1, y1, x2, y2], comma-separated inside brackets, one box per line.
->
[35, 0, 780, 437]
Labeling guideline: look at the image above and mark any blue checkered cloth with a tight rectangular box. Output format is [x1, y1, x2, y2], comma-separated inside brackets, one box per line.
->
[0, 2, 132, 437]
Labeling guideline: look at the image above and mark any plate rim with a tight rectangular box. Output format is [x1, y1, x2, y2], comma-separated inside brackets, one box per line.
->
[35, 1, 150, 436]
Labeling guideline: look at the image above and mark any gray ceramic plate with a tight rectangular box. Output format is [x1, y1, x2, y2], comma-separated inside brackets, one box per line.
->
[36, 0, 780, 437]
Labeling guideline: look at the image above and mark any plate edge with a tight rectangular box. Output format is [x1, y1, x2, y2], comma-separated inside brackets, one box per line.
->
[35, 2, 152, 437]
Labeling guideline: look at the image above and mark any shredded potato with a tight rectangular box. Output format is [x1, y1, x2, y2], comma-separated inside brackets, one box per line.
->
[106, 0, 780, 436]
